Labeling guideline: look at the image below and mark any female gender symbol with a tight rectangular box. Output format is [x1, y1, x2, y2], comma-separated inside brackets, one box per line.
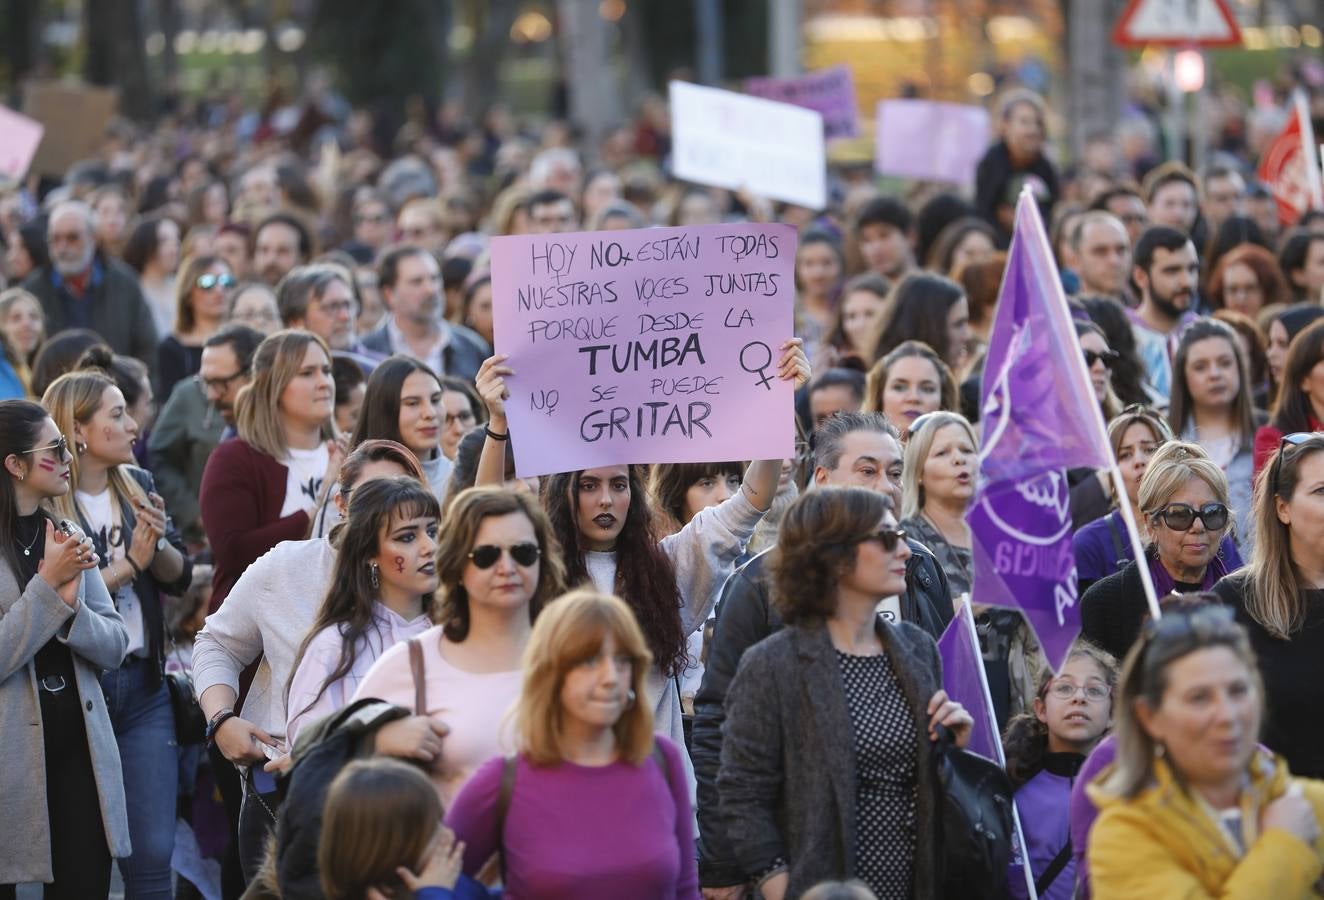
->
[739, 341, 775, 390]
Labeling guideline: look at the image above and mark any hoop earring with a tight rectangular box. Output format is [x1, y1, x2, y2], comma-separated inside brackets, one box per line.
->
[1154, 741, 1166, 758]
[370, 562, 379, 590]
[75, 441, 87, 455]
[624, 689, 636, 710]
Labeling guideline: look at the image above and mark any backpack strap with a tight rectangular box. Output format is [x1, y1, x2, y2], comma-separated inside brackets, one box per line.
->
[651, 740, 672, 791]
[407, 637, 427, 715]
[1034, 838, 1072, 895]
[1106, 513, 1130, 572]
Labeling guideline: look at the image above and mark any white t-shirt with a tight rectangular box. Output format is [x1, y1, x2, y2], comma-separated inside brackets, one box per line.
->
[876, 595, 903, 624]
[281, 444, 330, 519]
[77, 488, 146, 657]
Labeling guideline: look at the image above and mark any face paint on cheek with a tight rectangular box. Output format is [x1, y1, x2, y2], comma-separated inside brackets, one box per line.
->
[103, 427, 113, 443]
[394, 556, 405, 574]
[37, 458, 56, 472]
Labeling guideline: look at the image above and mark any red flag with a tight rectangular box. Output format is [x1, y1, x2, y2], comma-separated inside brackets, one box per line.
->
[1258, 91, 1324, 227]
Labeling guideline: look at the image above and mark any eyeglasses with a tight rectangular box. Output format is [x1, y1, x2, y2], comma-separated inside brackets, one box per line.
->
[1148, 501, 1229, 532]
[354, 212, 388, 225]
[314, 298, 357, 317]
[1083, 348, 1119, 369]
[1271, 432, 1319, 497]
[200, 370, 247, 392]
[1140, 603, 1236, 644]
[20, 436, 70, 460]
[1045, 680, 1111, 702]
[863, 528, 907, 553]
[468, 542, 540, 569]
[197, 273, 236, 291]
[445, 410, 476, 427]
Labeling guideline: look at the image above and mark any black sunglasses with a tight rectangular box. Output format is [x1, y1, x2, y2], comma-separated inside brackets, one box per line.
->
[20, 436, 70, 460]
[1141, 603, 1235, 642]
[468, 542, 540, 569]
[1083, 348, 1119, 369]
[1149, 502, 1229, 532]
[1271, 432, 1319, 497]
[864, 528, 907, 553]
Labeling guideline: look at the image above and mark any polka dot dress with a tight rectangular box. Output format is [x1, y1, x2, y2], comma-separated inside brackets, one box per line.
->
[837, 649, 918, 900]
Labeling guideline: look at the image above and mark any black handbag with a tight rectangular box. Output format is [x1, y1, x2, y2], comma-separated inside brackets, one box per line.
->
[164, 648, 207, 745]
[931, 725, 1015, 900]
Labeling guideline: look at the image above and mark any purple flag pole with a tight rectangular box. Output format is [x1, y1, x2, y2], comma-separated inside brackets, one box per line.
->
[967, 188, 1160, 671]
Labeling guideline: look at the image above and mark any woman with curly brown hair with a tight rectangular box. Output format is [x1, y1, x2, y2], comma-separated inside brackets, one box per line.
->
[718, 486, 972, 900]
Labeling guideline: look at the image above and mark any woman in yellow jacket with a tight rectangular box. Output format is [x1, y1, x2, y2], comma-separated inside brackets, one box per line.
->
[1088, 603, 1324, 898]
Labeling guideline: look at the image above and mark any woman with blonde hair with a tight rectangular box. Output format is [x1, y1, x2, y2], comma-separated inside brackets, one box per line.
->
[1088, 605, 1324, 897]
[445, 589, 699, 899]
[156, 254, 234, 401]
[42, 367, 191, 899]
[897, 411, 979, 600]
[1081, 441, 1239, 661]
[199, 329, 342, 610]
[1215, 432, 1324, 778]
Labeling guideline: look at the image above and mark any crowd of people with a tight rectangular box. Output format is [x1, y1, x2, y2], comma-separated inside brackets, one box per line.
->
[2, 64, 1324, 900]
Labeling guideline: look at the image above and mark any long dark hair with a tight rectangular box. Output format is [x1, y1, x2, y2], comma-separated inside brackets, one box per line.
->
[350, 355, 439, 452]
[1272, 318, 1324, 433]
[0, 400, 56, 575]
[873, 272, 966, 369]
[288, 476, 440, 719]
[542, 465, 686, 676]
[1168, 318, 1255, 449]
[1080, 295, 1151, 407]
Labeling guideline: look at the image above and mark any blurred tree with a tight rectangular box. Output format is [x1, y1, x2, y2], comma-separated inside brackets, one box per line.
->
[85, 0, 154, 119]
[456, 0, 520, 124]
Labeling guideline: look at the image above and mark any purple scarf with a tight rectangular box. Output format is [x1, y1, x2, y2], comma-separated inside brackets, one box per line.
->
[1146, 545, 1232, 597]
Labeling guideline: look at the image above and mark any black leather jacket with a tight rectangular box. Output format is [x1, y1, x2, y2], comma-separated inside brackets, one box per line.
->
[692, 538, 953, 887]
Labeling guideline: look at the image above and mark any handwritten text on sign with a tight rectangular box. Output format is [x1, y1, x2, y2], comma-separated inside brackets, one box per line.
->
[491, 223, 796, 478]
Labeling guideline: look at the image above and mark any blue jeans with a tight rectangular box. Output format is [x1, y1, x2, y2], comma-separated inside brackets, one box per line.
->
[102, 656, 177, 900]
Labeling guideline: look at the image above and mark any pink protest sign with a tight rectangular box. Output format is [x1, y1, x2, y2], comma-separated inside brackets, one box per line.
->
[0, 105, 45, 181]
[745, 65, 859, 140]
[875, 99, 990, 186]
[490, 223, 797, 478]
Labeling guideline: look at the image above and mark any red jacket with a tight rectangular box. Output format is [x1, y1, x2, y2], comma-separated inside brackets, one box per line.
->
[199, 437, 310, 611]
[1253, 417, 1324, 480]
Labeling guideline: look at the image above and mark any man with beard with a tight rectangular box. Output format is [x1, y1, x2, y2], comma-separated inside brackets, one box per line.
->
[22, 200, 158, 365]
[149, 323, 263, 546]
[360, 244, 488, 380]
[1128, 226, 1200, 402]
[252, 212, 313, 287]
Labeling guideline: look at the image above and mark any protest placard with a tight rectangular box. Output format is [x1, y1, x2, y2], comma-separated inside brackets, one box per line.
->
[669, 81, 827, 210]
[875, 99, 990, 186]
[22, 81, 118, 178]
[490, 223, 797, 478]
[744, 65, 859, 140]
[0, 105, 45, 181]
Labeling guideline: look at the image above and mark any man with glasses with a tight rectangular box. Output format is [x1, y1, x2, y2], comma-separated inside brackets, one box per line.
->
[21, 199, 159, 367]
[275, 263, 380, 373]
[693, 410, 954, 898]
[149, 324, 263, 547]
[361, 244, 488, 381]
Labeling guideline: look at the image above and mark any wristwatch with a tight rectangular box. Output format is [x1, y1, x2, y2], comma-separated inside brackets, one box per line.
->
[205, 708, 237, 744]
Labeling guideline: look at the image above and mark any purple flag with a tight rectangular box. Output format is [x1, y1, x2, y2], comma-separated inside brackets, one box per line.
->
[967, 191, 1114, 671]
[937, 600, 1003, 765]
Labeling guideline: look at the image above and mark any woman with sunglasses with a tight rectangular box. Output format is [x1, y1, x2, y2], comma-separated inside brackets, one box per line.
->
[1088, 605, 1324, 898]
[1077, 321, 1123, 423]
[1215, 432, 1324, 779]
[1081, 441, 1240, 662]
[353, 486, 568, 804]
[157, 255, 235, 403]
[719, 487, 971, 899]
[1254, 317, 1324, 478]
[1168, 318, 1263, 554]
[0, 399, 127, 898]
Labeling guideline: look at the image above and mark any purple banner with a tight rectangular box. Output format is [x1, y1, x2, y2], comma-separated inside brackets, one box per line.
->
[937, 601, 1003, 765]
[744, 65, 859, 140]
[967, 192, 1114, 671]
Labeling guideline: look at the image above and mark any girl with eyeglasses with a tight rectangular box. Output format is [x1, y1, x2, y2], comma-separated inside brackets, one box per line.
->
[1255, 316, 1324, 478]
[353, 487, 568, 805]
[719, 487, 972, 899]
[1088, 606, 1324, 898]
[438, 375, 484, 464]
[157, 254, 235, 402]
[1215, 432, 1324, 779]
[1081, 441, 1240, 662]
[1000, 642, 1117, 900]
[1168, 318, 1264, 555]
[0, 399, 127, 899]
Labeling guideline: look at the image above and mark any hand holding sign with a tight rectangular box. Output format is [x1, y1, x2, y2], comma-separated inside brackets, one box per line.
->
[475, 354, 515, 425]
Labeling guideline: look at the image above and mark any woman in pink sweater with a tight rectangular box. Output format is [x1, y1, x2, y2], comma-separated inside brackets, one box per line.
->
[446, 589, 699, 900]
[353, 487, 567, 805]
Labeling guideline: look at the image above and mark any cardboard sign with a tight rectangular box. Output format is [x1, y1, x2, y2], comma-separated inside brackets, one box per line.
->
[669, 81, 827, 210]
[744, 65, 859, 140]
[491, 223, 797, 478]
[875, 99, 990, 186]
[22, 81, 118, 178]
[0, 106, 45, 181]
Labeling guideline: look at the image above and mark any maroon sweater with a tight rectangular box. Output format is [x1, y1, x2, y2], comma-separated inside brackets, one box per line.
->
[199, 437, 310, 611]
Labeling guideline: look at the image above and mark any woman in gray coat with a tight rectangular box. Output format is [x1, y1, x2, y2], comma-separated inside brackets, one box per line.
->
[718, 486, 972, 900]
[0, 400, 129, 898]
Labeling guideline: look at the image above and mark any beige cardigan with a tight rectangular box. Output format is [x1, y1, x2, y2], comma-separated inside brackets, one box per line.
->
[0, 557, 131, 883]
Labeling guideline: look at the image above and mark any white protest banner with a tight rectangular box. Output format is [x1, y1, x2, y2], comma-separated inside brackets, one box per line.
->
[490, 223, 797, 478]
[875, 99, 990, 186]
[669, 80, 827, 210]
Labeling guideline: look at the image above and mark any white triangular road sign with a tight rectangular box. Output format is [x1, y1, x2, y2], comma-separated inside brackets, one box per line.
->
[1113, 0, 1242, 48]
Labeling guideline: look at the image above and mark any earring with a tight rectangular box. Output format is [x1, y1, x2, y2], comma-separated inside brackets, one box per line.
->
[624, 689, 636, 710]
[1154, 742, 1166, 758]
[75, 440, 87, 455]
[370, 562, 379, 589]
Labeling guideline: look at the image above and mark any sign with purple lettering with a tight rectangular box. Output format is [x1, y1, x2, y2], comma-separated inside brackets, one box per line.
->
[744, 65, 859, 140]
[490, 223, 797, 478]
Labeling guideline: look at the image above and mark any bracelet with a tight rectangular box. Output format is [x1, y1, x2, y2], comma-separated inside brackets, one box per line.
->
[485, 426, 510, 441]
[125, 556, 144, 578]
[205, 708, 237, 744]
